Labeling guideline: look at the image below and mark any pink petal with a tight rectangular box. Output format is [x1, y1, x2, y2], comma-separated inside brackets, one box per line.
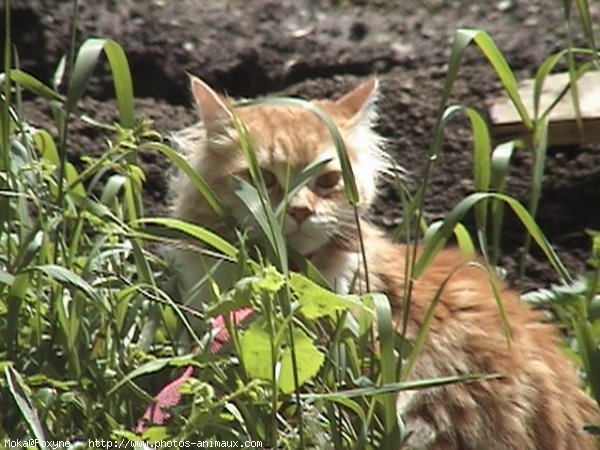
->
[136, 366, 194, 433]
[210, 307, 254, 353]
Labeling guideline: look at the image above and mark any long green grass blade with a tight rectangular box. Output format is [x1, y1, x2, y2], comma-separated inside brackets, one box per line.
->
[533, 50, 568, 118]
[490, 141, 516, 265]
[138, 217, 238, 259]
[401, 261, 508, 382]
[32, 264, 102, 305]
[423, 221, 475, 257]
[443, 29, 532, 129]
[108, 356, 193, 395]
[518, 118, 548, 279]
[369, 292, 400, 446]
[414, 192, 571, 282]
[5, 365, 48, 447]
[233, 177, 285, 260]
[141, 141, 230, 225]
[573, 0, 597, 61]
[302, 373, 500, 400]
[66, 38, 134, 128]
[9, 69, 63, 102]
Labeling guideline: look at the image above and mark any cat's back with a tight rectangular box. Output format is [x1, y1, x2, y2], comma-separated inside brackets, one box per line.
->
[372, 243, 599, 449]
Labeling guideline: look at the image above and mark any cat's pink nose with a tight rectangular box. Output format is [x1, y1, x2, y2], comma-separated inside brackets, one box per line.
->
[289, 207, 312, 224]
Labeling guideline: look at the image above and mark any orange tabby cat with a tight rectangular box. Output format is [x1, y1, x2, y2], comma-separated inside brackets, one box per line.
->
[171, 75, 599, 449]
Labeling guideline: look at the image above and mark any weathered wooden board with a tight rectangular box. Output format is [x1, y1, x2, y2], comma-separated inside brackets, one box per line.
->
[489, 71, 600, 146]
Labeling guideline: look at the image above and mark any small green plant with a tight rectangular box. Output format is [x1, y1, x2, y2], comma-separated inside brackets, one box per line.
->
[523, 230, 600, 410]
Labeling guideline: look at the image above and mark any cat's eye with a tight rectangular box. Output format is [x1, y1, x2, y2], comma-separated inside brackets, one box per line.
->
[315, 170, 342, 190]
[261, 169, 277, 189]
[236, 169, 278, 189]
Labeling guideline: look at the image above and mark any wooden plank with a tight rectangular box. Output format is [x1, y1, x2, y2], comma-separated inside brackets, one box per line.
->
[489, 71, 600, 146]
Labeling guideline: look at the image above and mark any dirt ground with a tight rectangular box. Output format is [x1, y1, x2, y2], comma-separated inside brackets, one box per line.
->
[9, 0, 600, 291]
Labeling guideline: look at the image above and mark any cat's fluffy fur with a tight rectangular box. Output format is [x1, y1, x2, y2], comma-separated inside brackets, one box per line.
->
[171, 75, 599, 449]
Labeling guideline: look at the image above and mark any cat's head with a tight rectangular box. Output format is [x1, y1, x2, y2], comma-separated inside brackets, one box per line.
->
[173, 76, 388, 256]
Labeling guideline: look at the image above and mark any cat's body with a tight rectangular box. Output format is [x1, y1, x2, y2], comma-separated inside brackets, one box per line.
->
[171, 75, 599, 449]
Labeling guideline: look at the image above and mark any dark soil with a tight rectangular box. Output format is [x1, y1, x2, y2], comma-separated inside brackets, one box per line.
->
[9, 0, 600, 291]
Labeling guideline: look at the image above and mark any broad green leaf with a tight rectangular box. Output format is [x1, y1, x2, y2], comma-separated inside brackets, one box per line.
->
[240, 321, 324, 393]
[279, 327, 325, 394]
[255, 266, 285, 293]
[289, 272, 362, 319]
[240, 321, 273, 381]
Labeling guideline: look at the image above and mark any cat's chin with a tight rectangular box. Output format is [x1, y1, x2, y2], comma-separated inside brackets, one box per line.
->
[286, 231, 330, 257]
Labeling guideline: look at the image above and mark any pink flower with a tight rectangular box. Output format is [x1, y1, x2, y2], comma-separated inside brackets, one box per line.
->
[210, 307, 254, 353]
[136, 365, 194, 433]
[136, 307, 253, 433]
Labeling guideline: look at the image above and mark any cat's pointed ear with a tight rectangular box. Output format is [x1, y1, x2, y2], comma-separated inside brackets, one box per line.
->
[188, 74, 232, 137]
[335, 77, 379, 125]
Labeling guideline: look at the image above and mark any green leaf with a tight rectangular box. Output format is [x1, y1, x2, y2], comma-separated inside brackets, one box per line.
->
[490, 141, 516, 265]
[423, 221, 475, 258]
[233, 175, 288, 273]
[274, 155, 332, 218]
[573, 318, 600, 406]
[240, 321, 273, 381]
[368, 292, 400, 444]
[9, 69, 63, 102]
[108, 356, 194, 395]
[0, 269, 15, 286]
[441, 29, 531, 129]
[138, 217, 238, 259]
[67, 38, 134, 128]
[31, 264, 101, 304]
[33, 129, 59, 163]
[240, 320, 324, 393]
[255, 266, 285, 293]
[5, 365, 48, 447]
[279, 327, 325, 394]
[414, 192, 570, 282]
[302, 373, 500, 400]
[289, 272, 362, 319]
[140, 142, 230, 223]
